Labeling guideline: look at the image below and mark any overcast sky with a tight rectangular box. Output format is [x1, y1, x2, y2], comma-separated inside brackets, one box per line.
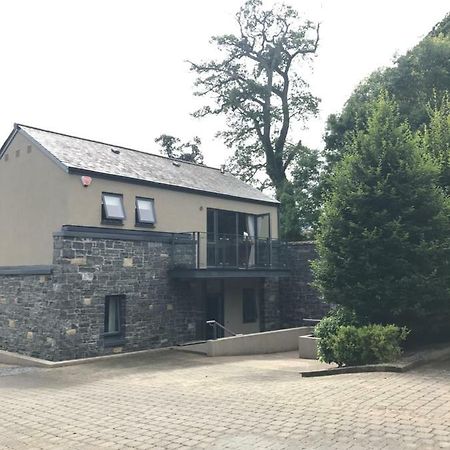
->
[0, 0, 448, 167]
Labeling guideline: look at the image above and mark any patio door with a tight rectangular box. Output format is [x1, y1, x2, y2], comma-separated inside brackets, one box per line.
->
[205, 281, 225, 339]
[206, 208, 271, 268]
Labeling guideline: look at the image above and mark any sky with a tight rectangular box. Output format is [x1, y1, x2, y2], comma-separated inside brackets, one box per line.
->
[0, 0, 448, 167]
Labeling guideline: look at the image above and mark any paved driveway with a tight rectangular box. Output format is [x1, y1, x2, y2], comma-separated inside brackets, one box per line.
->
[0, 350, 449, 449]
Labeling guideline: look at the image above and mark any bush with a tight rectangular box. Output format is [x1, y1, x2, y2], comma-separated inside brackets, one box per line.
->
[319, 324, 409, 366]
[314, 307, 358, 363]
[313, 95, 450, 334]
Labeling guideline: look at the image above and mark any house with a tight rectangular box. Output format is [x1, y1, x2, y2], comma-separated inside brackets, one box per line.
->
[0, 124, 326, 361]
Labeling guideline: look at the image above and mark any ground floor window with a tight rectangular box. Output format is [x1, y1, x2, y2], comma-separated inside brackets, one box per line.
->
[243, 288, 258, 323]
[104, 295, 125, 340]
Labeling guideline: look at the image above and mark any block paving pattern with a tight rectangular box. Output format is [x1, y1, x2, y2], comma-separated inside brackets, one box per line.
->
[0, 351, 449, 449]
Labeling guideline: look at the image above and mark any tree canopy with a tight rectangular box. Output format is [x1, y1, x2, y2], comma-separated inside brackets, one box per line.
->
[155, 134, 204, 164]
[418, 93, 450, 193]
[324, 14, 450, 170]
[189, 0, 320, 196]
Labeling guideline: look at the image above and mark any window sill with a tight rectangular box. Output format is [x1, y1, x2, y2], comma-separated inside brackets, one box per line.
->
[135, 222, 156, 228]
[101, 220, 124, 226]
[103, 336, 126, 347]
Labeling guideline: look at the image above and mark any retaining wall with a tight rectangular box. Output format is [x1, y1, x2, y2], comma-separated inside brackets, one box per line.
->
[207, 326, 314, 357]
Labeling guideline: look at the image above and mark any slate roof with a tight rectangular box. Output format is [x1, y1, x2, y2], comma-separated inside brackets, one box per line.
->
[13, 124, 278, 205]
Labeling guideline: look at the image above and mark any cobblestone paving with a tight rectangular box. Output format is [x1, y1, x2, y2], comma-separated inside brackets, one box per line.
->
[0, 350, 449, 449]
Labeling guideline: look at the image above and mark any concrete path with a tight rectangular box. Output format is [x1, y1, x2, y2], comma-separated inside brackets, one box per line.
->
[0, 350, 449, 449]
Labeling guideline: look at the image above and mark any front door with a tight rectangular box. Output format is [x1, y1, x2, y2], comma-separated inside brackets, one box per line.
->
[205, 291, 224, 339]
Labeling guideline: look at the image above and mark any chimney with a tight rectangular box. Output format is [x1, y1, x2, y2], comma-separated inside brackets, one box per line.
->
[220, 164, 226, 174]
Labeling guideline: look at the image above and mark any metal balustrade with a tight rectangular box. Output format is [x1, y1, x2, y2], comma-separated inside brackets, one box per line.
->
[171, 232, 288, 270]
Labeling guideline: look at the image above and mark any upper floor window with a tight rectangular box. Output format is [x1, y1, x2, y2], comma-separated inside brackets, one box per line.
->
[102, 193, 125, 224]
[135, 197, 156, 226]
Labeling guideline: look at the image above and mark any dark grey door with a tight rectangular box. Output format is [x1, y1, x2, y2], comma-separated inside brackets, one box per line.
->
[205, 292, 224, 339]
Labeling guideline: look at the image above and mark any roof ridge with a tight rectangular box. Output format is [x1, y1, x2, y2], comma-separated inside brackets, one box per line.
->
[15, 123, 223, 172]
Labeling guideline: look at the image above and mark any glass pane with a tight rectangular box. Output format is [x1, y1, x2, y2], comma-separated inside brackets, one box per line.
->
[137, 199, 155, 223]
[257, 214, 270, 239]
[217, 210, 236, 236]
[105, 297, 120, 333]
[104, 195, 125, 219]
[207, 209, 215, 243]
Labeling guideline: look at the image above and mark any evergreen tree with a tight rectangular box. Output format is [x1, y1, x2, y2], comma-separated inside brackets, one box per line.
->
[419, 93, 450, 193]
[313, 95, 450, 335]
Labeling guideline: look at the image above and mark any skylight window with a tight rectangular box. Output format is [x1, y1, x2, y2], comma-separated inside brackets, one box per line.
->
[102, 193, 125, 222]
[135, 197, 156, 225]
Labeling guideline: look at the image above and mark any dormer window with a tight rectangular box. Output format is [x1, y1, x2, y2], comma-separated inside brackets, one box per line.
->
[102, 193, 125, 224]
[135, 197, 156, 226]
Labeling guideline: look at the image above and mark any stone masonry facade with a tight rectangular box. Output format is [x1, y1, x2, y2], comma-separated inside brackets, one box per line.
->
[0, 234, 202, 361]
[279, 242, 330, 327]
[0, 234, 326, 361]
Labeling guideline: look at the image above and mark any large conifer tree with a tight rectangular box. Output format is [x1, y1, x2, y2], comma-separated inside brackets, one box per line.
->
[313, 95, 450, 334]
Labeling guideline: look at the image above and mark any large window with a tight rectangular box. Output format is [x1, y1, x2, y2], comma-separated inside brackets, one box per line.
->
[135, 197, 156, 226]
[243, 288, 258, 323]
[207, 208, 271, 268]
[102, 193, 125, 224]
[104, 295, 125, 340]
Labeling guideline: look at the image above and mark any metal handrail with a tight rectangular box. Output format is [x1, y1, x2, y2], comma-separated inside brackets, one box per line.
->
[303, 318, 321, 326]
[206, 320, 237, 339]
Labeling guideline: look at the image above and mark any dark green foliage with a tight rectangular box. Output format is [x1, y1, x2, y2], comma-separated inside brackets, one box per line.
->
[319, 324, 409, 367]
[313, 95, 450, 334]
[324, 14, 450, 170]
[314, 307, 358, 363]
[155, 134, 204, 165]
[279, 147, 323, 240]
[418, 94, 450, 193]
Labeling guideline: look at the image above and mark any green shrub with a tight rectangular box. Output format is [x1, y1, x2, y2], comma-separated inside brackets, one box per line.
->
[319, 324, 409, 366]
[314, 307, 358, 363]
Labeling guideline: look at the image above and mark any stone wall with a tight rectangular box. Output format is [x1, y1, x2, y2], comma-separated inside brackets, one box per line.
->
[0, 234, 328, 361]
[0, 233, 202, 361]
[280, 242, 330, 328]
[0, 271, 57, 359]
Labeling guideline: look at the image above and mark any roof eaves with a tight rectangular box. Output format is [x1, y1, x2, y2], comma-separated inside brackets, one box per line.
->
[67, 166, 280, 206]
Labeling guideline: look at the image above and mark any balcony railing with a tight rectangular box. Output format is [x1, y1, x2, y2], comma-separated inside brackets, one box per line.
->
[171, 232, 288, 270]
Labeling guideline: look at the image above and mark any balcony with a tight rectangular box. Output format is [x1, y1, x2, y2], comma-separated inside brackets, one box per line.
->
[170, 232, 290, 278]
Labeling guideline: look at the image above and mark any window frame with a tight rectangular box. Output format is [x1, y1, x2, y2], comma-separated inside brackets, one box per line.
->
[135, 196, 156, 227]
[242, 288, 258, 324]
[101, 192, 126, 225]
[103, 295, 126, 345]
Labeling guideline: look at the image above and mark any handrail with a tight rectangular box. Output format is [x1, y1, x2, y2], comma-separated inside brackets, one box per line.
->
[206, 320, 237, 339]
[303, 318, 321, 326]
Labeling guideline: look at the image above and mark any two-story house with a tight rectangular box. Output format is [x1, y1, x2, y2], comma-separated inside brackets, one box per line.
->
[0, 124, 325, 361]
